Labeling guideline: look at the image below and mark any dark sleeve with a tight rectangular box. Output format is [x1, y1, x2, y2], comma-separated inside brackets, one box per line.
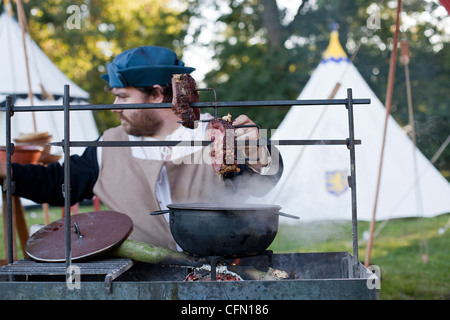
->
[11, 146, 99, 206]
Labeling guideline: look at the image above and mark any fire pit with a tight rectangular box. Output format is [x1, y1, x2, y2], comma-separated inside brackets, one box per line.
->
[0, 86, 375, 300]
[0, 251, 377, 299]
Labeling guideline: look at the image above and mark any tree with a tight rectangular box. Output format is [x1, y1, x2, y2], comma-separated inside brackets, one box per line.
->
[186, 0, 449, 175]
[3, 0, 192, 131]
[3, 1, 448, 175]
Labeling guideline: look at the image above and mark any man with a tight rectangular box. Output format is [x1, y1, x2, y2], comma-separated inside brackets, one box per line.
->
[0, 46, 282, 249]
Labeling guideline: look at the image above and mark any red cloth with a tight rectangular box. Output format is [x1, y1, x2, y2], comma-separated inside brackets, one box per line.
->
[440, 0, 450, 14]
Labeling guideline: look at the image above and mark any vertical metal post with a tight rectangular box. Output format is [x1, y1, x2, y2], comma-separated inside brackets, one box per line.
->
[63, 85, 71, 272]
[346, 88, 359, 275]
[5, 96, 13, 264]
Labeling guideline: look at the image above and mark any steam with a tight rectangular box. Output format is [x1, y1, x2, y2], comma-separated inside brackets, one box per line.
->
[167, 123, 283, 206]
[272, 219, 351, 252]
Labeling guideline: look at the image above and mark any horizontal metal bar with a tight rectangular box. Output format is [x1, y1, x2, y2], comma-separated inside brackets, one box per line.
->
[49, 140, 212, 147]
[0, 98, 371, 112]
[274, 139, 361, 145]
[48, 139, 361, 148]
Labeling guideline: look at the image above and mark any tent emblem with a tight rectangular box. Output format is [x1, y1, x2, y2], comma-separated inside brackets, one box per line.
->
[326, 170, 349, 196]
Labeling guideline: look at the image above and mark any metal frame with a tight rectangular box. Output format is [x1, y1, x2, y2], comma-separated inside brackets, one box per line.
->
[0, 252, 377, 299]
[1, 85, 369, 281]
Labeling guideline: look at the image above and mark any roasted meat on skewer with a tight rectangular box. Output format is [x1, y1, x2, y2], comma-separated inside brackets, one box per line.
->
[171, 74, 240, 175]
[206, 114, 240, 175]
[171, 74, 200, 129]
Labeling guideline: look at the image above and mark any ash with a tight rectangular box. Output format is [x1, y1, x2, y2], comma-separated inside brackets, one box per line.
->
[184, 264, 243, 282]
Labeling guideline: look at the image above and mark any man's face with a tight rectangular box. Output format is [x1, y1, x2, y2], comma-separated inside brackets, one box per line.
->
[111, 87, 163, 136]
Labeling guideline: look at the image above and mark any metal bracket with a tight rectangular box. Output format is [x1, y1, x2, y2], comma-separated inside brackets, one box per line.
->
[104, 259, 136, 294]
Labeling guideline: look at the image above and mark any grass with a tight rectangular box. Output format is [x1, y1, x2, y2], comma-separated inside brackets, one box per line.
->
[1, 204, 449, 300]
[270, 213, 450, 300]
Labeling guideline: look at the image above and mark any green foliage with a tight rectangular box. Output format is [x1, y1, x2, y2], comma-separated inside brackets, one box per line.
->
[2, 0, 191, 132]
[190, 0, 449, 172]
[2, 0, 447, 171]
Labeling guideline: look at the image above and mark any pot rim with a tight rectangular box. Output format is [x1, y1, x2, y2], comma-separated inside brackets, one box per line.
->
[166, 202, 282, 212]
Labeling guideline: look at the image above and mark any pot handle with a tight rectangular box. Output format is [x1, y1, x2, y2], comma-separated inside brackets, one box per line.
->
[150, 210, 170, 215]
[277, 212, 300, 220]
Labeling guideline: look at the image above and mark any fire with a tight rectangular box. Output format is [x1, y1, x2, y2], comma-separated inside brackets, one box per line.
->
[231, 259, 241, 266]
[184, 271, 242, 281]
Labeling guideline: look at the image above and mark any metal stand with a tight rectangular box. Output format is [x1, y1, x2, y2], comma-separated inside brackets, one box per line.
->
[1, 85, 369, 282]
[345, 88, 360, 275]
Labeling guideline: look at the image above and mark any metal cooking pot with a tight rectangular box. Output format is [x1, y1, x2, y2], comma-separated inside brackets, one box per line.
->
[150, 203, 299, 258]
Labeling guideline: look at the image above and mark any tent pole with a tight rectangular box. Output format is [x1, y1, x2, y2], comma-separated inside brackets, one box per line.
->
[365, 0, 402, 268]
[430, 134, 450, 165]
[402, 38, 428, 263]
[16, 0, 37, 132]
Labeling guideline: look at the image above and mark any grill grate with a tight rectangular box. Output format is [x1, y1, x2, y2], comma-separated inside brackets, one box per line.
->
[0, 257, 135, 293]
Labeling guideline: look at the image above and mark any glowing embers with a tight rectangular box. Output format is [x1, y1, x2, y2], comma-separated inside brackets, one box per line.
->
[182, 252, 289, 282]
[184, 267, 243, 282]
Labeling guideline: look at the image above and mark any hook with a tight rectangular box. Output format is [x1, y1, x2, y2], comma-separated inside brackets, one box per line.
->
[73, 221, 84, 239]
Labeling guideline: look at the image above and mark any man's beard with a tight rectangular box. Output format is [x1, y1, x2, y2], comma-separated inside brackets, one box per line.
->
[119, 109, 163, 137]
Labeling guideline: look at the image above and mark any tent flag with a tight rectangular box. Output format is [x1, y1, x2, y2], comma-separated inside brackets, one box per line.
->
[440, 0, 450, 14]
[248, 28, 450, 222]
[0, 12, 99, 156]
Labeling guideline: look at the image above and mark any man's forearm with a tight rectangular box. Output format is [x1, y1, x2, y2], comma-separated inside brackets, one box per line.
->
[9, 147, 99, 206]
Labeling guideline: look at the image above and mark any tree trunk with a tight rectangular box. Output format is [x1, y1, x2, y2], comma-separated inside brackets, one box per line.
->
[262, 0, 282, 48]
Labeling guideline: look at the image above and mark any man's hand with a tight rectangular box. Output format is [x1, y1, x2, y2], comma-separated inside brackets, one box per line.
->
[233, 115, 269, 172]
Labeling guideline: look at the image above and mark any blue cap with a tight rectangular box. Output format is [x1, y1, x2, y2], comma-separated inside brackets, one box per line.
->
[101, 46, 195, 87]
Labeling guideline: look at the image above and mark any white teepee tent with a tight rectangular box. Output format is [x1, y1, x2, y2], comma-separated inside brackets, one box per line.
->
[0, 11, 99, 156]
[251, 29, 450, 222]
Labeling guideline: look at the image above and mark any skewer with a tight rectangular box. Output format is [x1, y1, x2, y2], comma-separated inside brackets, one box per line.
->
[48, 139, 361, 148]
[1, 98, 371, 112]
[48, 138, 361, 162]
